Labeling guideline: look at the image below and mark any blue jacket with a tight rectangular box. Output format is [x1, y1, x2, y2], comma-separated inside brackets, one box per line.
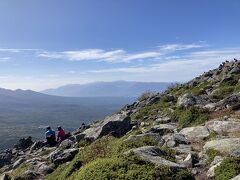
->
[46, 129, 55, 138]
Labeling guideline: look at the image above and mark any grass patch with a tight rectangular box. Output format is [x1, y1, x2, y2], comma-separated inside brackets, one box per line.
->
[46, 134, 181, 180]
[170, 106, 209, 128]
[10, 164, 28, 179]
[71, 154, 193, 180]
[206, 149, 222, 165]
[214, 157, 240, 180]
[212, 86, 235, 99]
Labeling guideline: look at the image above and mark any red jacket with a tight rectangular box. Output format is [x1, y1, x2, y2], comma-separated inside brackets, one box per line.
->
[57, 129, 65, 142]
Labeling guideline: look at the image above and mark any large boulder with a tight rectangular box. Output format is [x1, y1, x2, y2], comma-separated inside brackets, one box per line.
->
[14, 136, 33, 150]
[59, 139, 74, 150]
[150, 123, 177, 135]
[218, 93, 240, 110]
[127, 146, 184, 168]
[177, 93, 211, 107]
[49, 148, 79, 165]
[83, 112, 131, 140]
[179, 126, 210, 141]
[205, 120, 240, 134]
[0, 152, 13, 168]
[204, 138, 240, 157]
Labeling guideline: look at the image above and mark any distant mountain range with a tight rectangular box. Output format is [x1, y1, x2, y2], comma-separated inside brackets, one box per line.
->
[41, 81, 173, 97]
[0, 87, 135, 149]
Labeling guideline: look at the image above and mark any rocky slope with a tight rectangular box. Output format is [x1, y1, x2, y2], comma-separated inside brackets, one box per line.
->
[1, 60, 240, 180]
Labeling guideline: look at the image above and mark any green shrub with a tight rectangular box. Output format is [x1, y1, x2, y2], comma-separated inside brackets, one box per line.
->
[175, 169, 195, 180]
[213, 86, 235, 99]
[206, 148, 222, 165]
[214, 157, 240, 180]
[171, 107, 209, 128]
[71, 154, 192, 180]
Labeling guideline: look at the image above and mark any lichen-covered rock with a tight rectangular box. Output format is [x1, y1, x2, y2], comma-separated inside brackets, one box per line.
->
[127, 146, 184, 168]
[49, 148, 79, 165]
[177, 93, 211, 107]
[59, 139, 74, 150]
[150, 123, 177, 135]
[82, 112, 131, 140]
[179, 126, 209, 141]
[205, 120, 240, 134]
[204, 138, 240, 157]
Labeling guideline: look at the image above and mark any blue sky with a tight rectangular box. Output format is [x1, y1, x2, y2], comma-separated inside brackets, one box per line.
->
[0, 0, 240, 90]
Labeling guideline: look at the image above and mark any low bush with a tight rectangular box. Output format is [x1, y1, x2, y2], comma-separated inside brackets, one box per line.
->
[206, 148, 222, 165]
[170, 106, 209, 128]
[214, 157, 240, 180]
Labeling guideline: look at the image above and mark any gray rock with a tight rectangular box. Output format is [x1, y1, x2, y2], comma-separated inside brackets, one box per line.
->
[173, 133, 189, 145]
[50, 148, 79, 165]
[127, 146, 184, 168]
[150, 123, 177, 135]
[207, 161, 222, 178]
[13, 158, 25, 169]
[180, 126, 209, 141]
[83, 112, 131, 140]
[59, 139, 74, 150]
[154, 116, 171, 124]
[177, 93, 211, 107]
[231, 174, 240, 180]
[125, 133, 162, 143]
[173, 145, 193, 155]
[74, 133, 85, 142]
[0, 174, 10, 180]
[30, 141, 44, 152]
[210, 156, 223, 167]
[205, 120, 240, 134]
[0, 152, 13, 168]
[181, 153, 193, 168]
[204, 138, 240, 157]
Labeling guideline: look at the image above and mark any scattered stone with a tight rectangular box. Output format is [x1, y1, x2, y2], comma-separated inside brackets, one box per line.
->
[13, 158, 25, 169]
[204, 138, 240, 157]
[180, 126, 209, 141]
[83, 112, 131, 140]
[127, 146, 184, 168]
[50, 148, 79, 165]
[205, 120, 240, 134]
[150, 123, 177, 135]
[207, 161, 222, 178]
[30, 141, 44, 152]
[181, 153, 193, 168]
[59, 139, 74, 150]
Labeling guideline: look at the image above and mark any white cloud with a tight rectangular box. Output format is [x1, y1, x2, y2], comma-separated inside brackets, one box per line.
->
[89, 47, 240, 82]
[38, 43, 204, 63]
[0, 48, 42, 53]
[159, 43, 205, 51]
[0, 57, 10, 62]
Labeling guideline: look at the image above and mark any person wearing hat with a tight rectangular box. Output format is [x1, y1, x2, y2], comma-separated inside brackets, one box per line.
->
[45, 126, 56, 146]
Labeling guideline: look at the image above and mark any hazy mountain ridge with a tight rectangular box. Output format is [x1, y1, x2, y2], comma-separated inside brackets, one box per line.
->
[2, 60, 240, 179]
[41, 81, 172, 97]
[0, 88, 136, 150]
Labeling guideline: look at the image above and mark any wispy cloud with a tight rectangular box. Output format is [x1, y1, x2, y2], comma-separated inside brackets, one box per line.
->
[0, 57, 10, 63]
[38, 43, 204, 63]
[0, 48, 42, 53]
[89, 47, 240, 82]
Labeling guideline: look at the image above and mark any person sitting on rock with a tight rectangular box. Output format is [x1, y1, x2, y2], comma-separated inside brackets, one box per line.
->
[45, 126, 56, 146]
[56, 126, 66, 142]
